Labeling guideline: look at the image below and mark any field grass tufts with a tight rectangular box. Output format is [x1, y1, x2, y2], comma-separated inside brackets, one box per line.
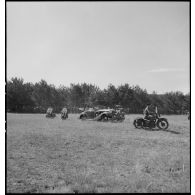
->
[7, 114, 190, 193]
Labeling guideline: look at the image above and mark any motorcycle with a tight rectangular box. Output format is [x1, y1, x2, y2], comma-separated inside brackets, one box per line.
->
[133, 114, 169, 130]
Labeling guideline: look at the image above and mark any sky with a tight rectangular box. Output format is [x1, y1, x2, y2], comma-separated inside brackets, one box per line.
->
[7, 2, 190, 94]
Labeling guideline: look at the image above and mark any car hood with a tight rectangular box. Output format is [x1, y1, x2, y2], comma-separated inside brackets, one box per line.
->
[96, 109, 114, 112]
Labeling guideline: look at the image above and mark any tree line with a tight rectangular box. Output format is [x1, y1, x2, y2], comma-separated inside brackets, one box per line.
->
[7, 77, 190, 114]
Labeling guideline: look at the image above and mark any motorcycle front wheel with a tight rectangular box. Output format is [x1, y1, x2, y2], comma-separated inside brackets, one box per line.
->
[157, 119, 169, 130]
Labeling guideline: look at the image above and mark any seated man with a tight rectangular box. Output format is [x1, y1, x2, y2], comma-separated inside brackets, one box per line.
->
[143, 103, 159, 121]
[46, 107, 56, 118]
[61, 107, 68, 118]
[47, 107, 53, 115]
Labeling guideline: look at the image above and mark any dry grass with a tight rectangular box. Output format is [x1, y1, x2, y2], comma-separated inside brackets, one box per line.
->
[7, 113, 190, 193]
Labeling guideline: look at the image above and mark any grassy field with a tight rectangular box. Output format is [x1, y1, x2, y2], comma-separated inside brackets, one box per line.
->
[7, 113, 190, 193]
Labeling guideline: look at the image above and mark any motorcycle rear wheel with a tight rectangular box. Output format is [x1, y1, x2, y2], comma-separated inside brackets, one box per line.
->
[133, 119, 143, 129]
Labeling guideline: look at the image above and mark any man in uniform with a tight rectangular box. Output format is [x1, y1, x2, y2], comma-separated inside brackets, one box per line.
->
[61, 107, 68, 119]
[143, 103, 159, 121]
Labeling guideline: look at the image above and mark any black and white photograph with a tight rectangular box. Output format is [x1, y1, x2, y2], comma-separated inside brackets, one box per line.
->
[5, 1, 190, 193]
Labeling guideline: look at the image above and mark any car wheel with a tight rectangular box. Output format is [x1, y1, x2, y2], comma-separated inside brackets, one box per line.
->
[80, 115, 87, 120]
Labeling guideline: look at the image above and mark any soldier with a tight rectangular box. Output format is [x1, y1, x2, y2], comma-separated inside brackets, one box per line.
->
[47, 107, 53, 115]
[46, 107, 56, 118]
[143, 103, 159, 121]
[61, 107, 68, 119]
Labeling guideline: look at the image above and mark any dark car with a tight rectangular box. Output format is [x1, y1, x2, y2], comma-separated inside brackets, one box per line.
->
[79, 108, 125, 122]
[96, 109, 125, 122]
[79, 108, 99, 119]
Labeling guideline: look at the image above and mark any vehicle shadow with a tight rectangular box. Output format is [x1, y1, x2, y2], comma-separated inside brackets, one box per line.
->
[141, 127, 180, 134]
[162, 129, 180, 134]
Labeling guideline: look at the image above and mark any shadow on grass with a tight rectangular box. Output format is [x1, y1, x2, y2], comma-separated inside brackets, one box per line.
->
[162, 129, 180, 134]
[139, 127, 180, 134]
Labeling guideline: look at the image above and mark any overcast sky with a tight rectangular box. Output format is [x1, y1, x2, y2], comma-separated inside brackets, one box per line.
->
[7, 2, 190, 94]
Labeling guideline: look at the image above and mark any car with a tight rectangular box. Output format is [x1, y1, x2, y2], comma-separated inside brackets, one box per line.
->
[79, 108, 125, 122]
[79, 108, 98, 119]
[96, 109, 125, 122]
[94, 109, 115, 120]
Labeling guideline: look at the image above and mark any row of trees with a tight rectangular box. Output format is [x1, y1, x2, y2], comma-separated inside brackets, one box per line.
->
[7, 77, 190, 114]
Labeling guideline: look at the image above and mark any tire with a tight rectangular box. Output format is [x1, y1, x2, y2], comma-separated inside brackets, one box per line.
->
[133, 118, 143, 129]
[80, 114, 87, 120]
[101, 114, 108, 121]
[157, 119, 169, 130]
